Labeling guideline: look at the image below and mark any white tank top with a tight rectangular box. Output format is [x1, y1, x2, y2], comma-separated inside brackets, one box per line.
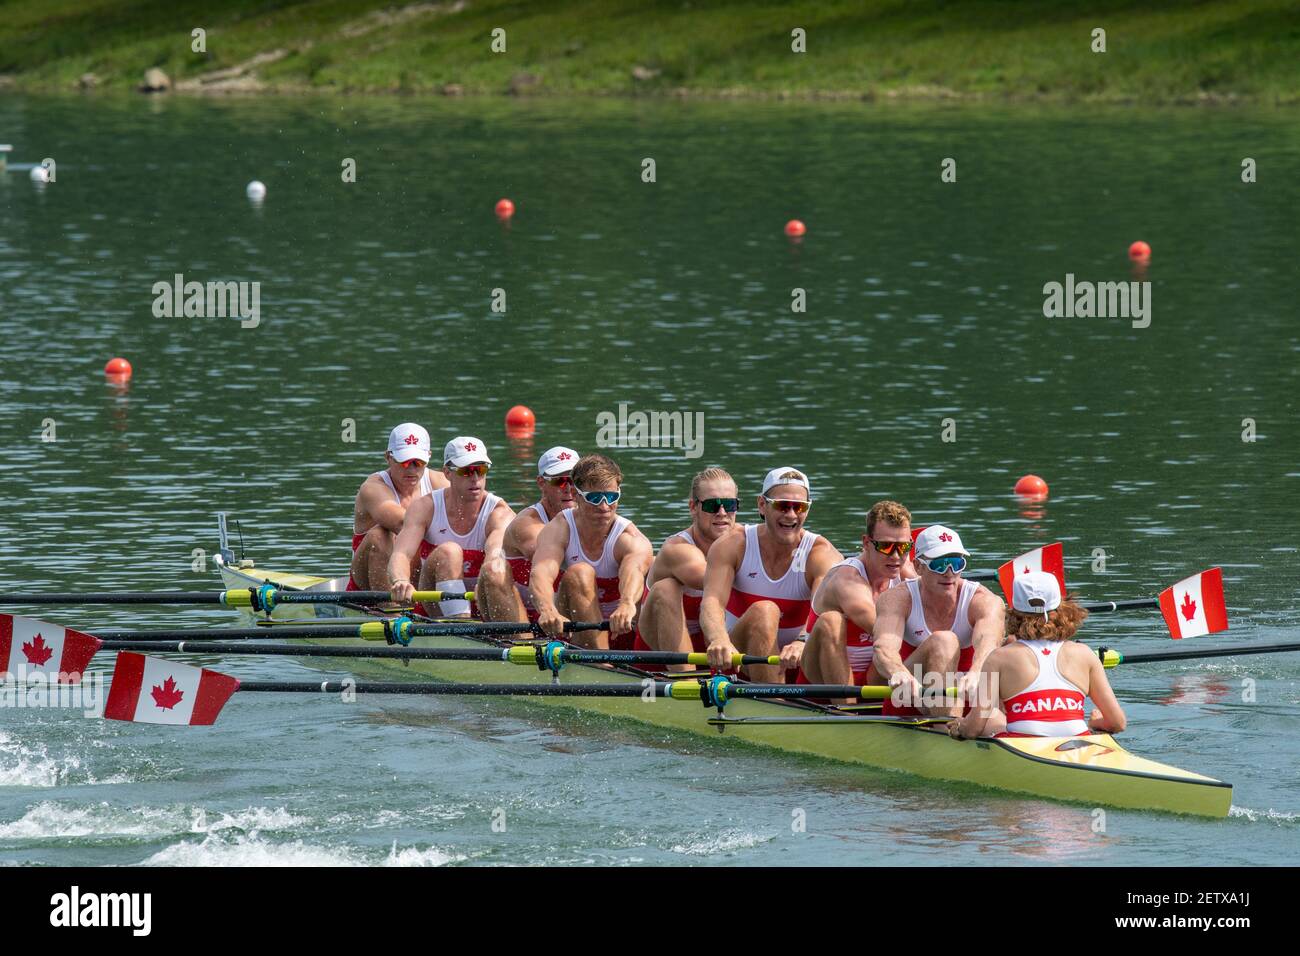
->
[1001, 640, 1090, 737]
[724, 524, 816, 648]
[422, 488, 502, 585]
[507, 502, 554, 609]
[561, 508, 632, 616]
[814, 556, 901, 671]
[376, 469, 434, 502]
[902, 576, 979, 648]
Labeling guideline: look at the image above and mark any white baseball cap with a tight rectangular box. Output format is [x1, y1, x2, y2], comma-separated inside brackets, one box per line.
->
[914, 525, 969, 559]
[387, 423, 431, 463]
[761, 466, 811, 498]
[444, 436, 492, 468]
[1012, 571, 1062, 619]
[538, 446, 579, 477]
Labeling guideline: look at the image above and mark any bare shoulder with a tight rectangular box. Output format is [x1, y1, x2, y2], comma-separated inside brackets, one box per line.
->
[709, 526, 746, 562]
[875, 581, 912, 613]
[429, 471, 451, 490]
[810, 535, 843, 562]
[971, 583, 1006, 614]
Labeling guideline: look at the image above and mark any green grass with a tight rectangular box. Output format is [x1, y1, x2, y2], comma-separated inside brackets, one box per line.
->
[2, 0, 1299, 102]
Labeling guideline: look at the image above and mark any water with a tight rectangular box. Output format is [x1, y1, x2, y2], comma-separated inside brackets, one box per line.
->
[1, 94, 1297, 866]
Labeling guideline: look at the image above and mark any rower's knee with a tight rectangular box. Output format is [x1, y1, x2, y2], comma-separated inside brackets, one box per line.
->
[432, 542, 465, 578]
[477, 559, 511, 594]
[922, 630, 960, 668]
[362, 524, 393, 553]
[645, 577, 683, 610]
[560, 562, 596, 596]
[808, 610, 845, 650]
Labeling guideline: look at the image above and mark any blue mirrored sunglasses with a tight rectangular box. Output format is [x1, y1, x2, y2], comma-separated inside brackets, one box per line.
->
[924, 555, 967, 574]
[576, 487, 621, 506]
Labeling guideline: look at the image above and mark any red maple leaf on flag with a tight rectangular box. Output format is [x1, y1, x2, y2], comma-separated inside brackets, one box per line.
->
[939, 532, 952, 542]
[1180, 592, 1198, 621]
[465, 442, 477, 451]
[1022, 565, 1031, 573]
[23, 634, 54, 667]
[404, 433, 419, 446]
[151, 676, 185, 710]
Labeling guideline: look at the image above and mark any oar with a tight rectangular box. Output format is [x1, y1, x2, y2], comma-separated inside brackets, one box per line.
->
[88, 619, 608, 642]
[1079, 599, 1158, 612]
[1096, 641, 1300, 668]
[0, 587, 472, 611]
[95, 641, 779, 670]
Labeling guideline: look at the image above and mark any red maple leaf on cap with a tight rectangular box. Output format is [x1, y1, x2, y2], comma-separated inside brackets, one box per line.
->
[1180, 592, 1198, 621]
[23, 634, 54, 667]
[404, 433, 420, 446]
[465, 442, 477, 452]
[558, 452, 572, 460]
[939, 532, 952, 542]
[151, 676, 185, 710]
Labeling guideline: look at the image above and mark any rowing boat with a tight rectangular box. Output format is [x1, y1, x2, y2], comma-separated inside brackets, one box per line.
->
[212, 552, 1233, 817]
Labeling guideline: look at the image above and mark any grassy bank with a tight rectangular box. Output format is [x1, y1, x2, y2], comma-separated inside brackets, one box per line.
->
[4, 0, 1299, 103]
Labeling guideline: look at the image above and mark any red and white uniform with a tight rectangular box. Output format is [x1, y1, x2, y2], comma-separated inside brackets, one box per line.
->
[423, 488, 503, 594]
[560, 508, 632, 619]
[632, 527, 712, 655]
[347, 470, 434, 590]
[881, 576, 982, 716]
[724, 524, 815, 649]
[507, 502, 552, 620]
[998, 640, 1091, 737]
[802, 557, 901, 683]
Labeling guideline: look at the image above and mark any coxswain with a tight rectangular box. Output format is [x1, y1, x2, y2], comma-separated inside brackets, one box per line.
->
[949, 571, 1126, 738]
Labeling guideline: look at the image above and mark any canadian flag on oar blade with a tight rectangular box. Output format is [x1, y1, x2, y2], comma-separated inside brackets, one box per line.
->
[0, 614, 102, 683]
[104, 652, 240, 725]
[998, 543, 1065, 604]
[1159, 568, 1229, 639]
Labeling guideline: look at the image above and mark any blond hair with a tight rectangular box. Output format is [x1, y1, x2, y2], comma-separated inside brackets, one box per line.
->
[866, 500, 911, 537]
[691, 467, 735, 500]
[572, 453, 622, 488]
[1006, 595, 1089, 642]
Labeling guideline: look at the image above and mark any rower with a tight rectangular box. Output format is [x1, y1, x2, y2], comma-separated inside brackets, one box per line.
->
[389, 437, 514, 618]
[477, 445, 580, 623]
[348, 423, 448, 592]
[634, 467, 741, 670]
[949, 571, 1126, 739]
[870, 525, 1004, 718]
[701, 467, 840, 683]
[529, 453, 653, 650]
[798, 499, 917, 695]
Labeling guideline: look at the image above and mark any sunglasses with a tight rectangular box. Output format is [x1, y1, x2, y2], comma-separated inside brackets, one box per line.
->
[576, 486, 621, 506]
[870, 539, 913, 556]
[543, 474, 574, 488]
[451, 463, 490, 478]
[396, 458, 427, 470]
[696, 497, 740, 514]
[923, 555, 967, 574]
[763, 496, 809, 515]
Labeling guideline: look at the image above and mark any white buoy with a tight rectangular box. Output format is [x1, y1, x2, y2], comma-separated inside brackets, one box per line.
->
[30, 165, 50, 183]
[246, 180, 267, 201]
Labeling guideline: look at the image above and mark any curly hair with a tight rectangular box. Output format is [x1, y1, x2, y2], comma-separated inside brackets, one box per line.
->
[866, 500, 911, 537]
[1005, 594, 1089, 641]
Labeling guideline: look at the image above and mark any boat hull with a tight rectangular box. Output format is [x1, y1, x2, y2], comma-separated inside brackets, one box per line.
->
[216, 560, 1233, 817]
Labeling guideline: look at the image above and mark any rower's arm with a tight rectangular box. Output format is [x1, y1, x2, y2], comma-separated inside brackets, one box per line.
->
[1083, 651, 1127, 733]
[836, 573, 878, 637]
[699, 531, 742, 649]
[955, 649, 1005, 738]
[388, 497, 433, 588]
[867, 586, 910, 680]
[482, 501, 516, 563]
[613, 527, 654, 604]
[804, 538, 842, 598]
[528, 519, 568, 616]
[359, 481, 408, 535]
[965, 587, 1006, 674]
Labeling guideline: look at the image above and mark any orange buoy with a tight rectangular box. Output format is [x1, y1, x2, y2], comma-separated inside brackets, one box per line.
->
[1014, 474, 1049, 499]
[505, 405, 535, 429]
[1128, 240, 1151, 261]
[495, 198, 516, 219]
[104, 357, 133, 379]
[784, 219, 806, 238]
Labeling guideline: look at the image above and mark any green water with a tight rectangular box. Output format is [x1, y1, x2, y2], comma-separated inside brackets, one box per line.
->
[1, 94, 1297, 865]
